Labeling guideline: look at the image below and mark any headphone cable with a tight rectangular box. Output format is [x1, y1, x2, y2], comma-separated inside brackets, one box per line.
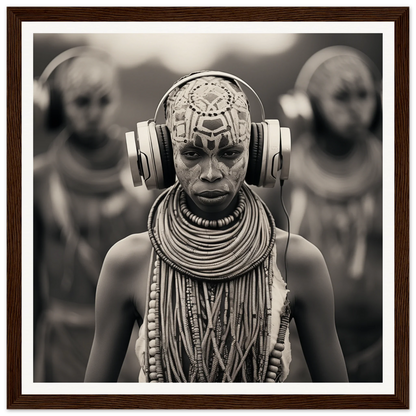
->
[280, 180, 291, 285]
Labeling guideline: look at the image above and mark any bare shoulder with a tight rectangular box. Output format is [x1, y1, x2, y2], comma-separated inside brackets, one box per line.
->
[34, 153, 49, 173]
[33, 153, 51, 195]
[97, 232, 152, 318]
[276, 228, 324, 267]
[104, 232, 151, 272]
[274, 227, 329, 286]
[33, 153, 53, 185]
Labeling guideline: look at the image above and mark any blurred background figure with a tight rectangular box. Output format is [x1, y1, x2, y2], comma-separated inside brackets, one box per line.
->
[32, 33, 383, 383]
[273, 46, 383, 382]
[33, 47, 157, 382]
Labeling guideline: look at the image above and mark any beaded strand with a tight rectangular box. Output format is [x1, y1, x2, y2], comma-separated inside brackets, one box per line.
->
[146, 256, 163, 382]
[264, 299, 291, 382]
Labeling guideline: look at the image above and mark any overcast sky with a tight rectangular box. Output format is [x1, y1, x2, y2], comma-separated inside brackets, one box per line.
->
[57, 33, 297, 73]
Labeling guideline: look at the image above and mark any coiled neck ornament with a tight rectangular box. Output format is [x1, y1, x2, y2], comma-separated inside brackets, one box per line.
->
[143, 182, 289, 382]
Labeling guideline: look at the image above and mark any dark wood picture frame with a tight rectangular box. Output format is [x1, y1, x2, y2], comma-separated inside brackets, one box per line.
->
[7, 6, 409, 409]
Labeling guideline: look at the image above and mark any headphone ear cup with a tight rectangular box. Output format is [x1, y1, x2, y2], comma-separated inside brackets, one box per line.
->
[246, 122, 264, 187]
[155, 124, 176, 188]
[279, 127, 291, 181]
[45, 81, 64, 130]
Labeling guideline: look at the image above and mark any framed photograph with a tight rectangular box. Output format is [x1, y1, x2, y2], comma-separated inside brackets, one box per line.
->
[7, 6, 409, 409]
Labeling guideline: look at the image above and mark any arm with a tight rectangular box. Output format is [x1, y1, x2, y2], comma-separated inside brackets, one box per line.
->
[287, 235, 349, 382]
[84, 234, 149, 382]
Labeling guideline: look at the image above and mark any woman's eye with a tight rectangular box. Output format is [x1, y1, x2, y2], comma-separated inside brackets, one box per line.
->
[358, 90, 368, 99]
[334, 91, 349, 102]
[74, 96, 90, 107]
[222, 150, 241, 159]
[182, 151, 201, 159]
[100, 95, 111, 106]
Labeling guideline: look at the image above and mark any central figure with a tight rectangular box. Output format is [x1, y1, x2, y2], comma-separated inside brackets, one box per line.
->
[85, 73, 348, 383]
[170, 77, 249, 217]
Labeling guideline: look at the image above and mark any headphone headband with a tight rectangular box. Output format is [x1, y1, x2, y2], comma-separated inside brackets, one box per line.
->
[153, 70, 266, 122]
[295, 45, 381, 92]
[126, 70, 291, 190]
[38, 45, 112, 84]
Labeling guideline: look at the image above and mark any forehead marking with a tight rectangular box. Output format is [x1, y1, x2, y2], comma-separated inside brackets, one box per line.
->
[202, 118, 223, 131]
[194, 125, 230, 138]
[192, 133, 231, 151]
[194, 135, 203, 148]
[219, 135, 230, 149]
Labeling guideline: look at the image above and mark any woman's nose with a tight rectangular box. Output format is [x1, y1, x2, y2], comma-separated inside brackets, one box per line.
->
[86, 102, 103, 123]
[200, 157, 223, 182]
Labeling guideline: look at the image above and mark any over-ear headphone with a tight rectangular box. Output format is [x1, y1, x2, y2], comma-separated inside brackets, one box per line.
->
[125, 71, 291, 190]
[34, 46, 114, 130]
[277, 46, 382, 137]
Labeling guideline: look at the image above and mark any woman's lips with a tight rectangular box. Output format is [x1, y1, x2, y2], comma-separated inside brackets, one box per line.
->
[198, 190, 228, 198]
[196, 190, 228, 205]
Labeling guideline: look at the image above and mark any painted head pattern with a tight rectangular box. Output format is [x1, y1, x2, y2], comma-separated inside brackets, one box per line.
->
[165, 75, 252, 214]
[307, 54, 377, 136]
[307, 55, 375, 99]
[165, 75, 251, 152]
[57, 55, 118, 99]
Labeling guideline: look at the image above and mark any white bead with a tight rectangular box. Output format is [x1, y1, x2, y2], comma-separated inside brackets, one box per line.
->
[271, 349, 282, 359]
[269, 357, 281, 366]
[267, 364, 279, 373]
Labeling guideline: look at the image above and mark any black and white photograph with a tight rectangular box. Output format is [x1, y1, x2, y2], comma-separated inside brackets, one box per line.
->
[32, 30, 385, 385]
[6, 5, 409, 410]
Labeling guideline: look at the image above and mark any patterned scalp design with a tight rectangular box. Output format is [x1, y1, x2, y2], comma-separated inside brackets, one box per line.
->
[166, 76, 251, 151]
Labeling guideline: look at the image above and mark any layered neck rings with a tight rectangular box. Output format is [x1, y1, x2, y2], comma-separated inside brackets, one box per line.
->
[144, 182, 287, 382]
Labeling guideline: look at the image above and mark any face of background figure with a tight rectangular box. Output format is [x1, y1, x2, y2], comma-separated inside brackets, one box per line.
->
[308, 55, 377, 141]
[59, 56, 119, 147]
[166, 76, 251, 217]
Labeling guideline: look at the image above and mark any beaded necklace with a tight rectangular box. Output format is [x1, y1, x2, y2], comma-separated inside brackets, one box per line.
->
[290, 133, 382, 201]
[179, 191, 245, 229]
[145, 182, 290, 382]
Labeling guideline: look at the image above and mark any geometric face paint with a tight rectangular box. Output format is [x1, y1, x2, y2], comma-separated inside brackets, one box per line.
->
[166, 76, 251, 217]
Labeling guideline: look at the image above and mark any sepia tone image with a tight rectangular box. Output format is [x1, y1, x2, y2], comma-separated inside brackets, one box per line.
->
[32, 32, 382, 384]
